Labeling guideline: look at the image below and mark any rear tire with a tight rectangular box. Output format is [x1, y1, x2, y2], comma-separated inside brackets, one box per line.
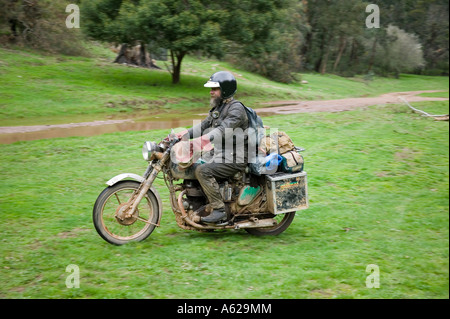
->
[245, 212, 296, 236]
[93, 181, 160, 245]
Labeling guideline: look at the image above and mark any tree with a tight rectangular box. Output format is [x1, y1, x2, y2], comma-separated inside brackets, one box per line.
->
[135, 0, 224, 84]
[221, 0, 305, 83]
[82, 0, 157, 69]
[407, 0, 449, 73]
[372, 25, 425, 77]
[372, 0, 449, 74]
[0, 0, 86, 55]
[82, 0, 301, 84]
[302, 0, 366, 74]
[82, 0, 228, 84]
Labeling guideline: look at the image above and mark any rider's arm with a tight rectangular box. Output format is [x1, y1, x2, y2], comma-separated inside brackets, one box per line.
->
[186, 114, 213, 139]
[204, 102, 248, 141]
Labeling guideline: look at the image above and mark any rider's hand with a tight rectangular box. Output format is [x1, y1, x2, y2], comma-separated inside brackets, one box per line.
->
[175, 129, 189, 140]
[192, 135, 213, 153]
[164, 129, 189, 143]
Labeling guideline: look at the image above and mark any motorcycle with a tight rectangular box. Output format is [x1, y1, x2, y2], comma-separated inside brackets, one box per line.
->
[93, 132, 309, 245]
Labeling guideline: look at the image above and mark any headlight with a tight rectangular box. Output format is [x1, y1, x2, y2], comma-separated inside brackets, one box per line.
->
[142, 141, 160, 161]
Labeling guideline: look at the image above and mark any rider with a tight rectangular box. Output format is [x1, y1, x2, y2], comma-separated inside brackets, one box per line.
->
[177, 71, 249, 223]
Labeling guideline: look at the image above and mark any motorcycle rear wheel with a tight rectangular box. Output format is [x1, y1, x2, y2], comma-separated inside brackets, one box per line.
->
[244, 212, 296, 236]
[93, 181, 160, 245]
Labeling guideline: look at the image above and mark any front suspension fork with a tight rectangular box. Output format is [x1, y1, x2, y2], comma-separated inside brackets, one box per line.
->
[119, 150, 170, 220]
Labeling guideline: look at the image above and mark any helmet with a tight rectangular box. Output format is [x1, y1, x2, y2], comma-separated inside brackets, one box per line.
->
[204, 71, 237, 99]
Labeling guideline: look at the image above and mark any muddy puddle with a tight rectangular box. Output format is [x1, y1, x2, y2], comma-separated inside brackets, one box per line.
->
[0, 118, 203, 144]
[2, 90, 447, 144]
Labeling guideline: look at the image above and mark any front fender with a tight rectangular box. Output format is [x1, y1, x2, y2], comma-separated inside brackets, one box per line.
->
[106, 173, 144, 186]
[105, 173, 163, 226]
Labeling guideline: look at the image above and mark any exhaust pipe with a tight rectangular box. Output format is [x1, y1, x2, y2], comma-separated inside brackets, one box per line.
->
[178, 191, 277, 230]
[234, 218, 277, 230]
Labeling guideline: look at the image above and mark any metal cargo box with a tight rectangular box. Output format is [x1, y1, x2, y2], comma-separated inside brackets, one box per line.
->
[265, 171, 309, 214]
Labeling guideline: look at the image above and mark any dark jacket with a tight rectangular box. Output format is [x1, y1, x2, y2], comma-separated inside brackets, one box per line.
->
[188, 99, 249, 163]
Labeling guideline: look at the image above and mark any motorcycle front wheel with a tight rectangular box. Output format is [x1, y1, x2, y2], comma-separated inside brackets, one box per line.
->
[244, 212, 296, 236]
[93, 181, 160, 245]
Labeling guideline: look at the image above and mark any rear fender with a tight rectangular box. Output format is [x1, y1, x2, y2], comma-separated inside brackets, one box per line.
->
[105, 173, 163, 226]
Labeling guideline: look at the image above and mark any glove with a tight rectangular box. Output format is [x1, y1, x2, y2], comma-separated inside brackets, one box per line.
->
[164, 129, 189, 143]
[192, 135, 213, 153]
[175, 129, 189, 140]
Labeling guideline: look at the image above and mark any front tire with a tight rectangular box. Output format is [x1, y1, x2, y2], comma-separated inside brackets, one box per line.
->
[245, 212, 296, 236]
[93, 181, 160, 245]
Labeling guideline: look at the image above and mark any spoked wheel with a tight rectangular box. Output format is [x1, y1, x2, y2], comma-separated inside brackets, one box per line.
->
[245, 212, 296, 236]
[93, 181, 160, 245]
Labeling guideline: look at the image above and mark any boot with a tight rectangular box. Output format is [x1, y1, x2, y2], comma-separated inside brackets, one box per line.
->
[201, 208, 226, 224]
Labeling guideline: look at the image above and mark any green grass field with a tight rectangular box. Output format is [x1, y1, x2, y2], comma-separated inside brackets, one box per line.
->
[0, 46, 448, 299]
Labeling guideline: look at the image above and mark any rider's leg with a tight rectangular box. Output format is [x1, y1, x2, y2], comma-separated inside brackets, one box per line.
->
[195, 163, 246, 223]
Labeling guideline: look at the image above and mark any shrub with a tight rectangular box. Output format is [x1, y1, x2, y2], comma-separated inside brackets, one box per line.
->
[0, 0, 87, 56]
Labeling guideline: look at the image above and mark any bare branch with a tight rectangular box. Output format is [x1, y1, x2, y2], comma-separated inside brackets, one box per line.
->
[399, 97, 449, 121]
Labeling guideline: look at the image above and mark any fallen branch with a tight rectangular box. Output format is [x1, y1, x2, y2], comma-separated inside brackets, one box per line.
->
[399, 97, 449, 121]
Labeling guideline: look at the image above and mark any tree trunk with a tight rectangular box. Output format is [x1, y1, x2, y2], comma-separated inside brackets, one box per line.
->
[349, 38, 359, 67]
[301, 30, 312, 69]
[333, 36, 347, 73]
[113, 44, 129, 64]
[139, 42, 147, 67]
[367, 37, 378, 73]
[315, 32, 326, 73]
[170, 50, 186, 84]
[320, 44, 331, 75]
[113, 43, 160, 69]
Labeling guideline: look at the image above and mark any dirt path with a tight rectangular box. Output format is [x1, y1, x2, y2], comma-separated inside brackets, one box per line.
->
[0, 90, 447, 136]
[0, 119, 134, 134]
[256, 90, 448, 115]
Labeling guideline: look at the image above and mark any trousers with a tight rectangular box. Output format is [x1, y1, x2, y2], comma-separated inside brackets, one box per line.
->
[194, 163, 247, 209]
